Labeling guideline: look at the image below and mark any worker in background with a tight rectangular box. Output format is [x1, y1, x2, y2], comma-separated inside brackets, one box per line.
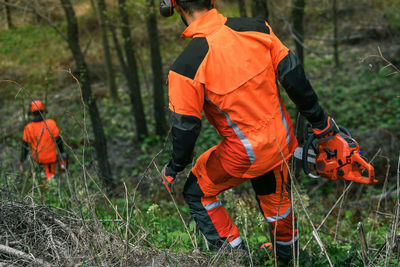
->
[20, 100, 68, 182]
[160, 0, 339, 264]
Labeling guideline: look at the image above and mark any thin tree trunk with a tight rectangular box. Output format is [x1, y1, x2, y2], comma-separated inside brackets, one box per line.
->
[333, 0, 339, 68]
[94, 0, 118, 100]
[238, 0, 247, 18]
[4, 0, 13, 29]
[118, 0, 148, 141]
[60, 0, 114, 188]
[109, 22, 129, 77]
[146, 0, 166, 137]
[291, 0, 306, 177]
[251, 0, 268, 21]
[292, 0, 305, 66]
[34, 0, 41, 24]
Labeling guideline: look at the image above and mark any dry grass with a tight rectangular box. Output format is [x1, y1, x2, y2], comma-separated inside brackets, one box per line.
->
[0, 198, 216, 266]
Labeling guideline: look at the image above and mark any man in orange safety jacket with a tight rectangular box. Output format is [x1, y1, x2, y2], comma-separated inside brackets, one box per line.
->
[20, 100, 67, 181]
[160, 0, 339, 264]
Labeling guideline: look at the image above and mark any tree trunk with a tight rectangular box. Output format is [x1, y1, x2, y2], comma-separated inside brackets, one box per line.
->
[291, 0, 306, 176]
[94, 0, 118, 100]
[333, 0, 339, 68]
[146, 0, 166, 137]
[238, 0, 247, 18]
[118, 0, 148, 141]
[60, 0, 114, 189]
[109, 22, 129, 77]
[251, 0, 268, 21]
[4, 0, 13, 29]
[291, 0, 305, 66]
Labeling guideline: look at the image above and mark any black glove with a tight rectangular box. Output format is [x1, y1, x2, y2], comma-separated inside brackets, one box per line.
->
[161, 163, 177, 193]
[59, 153, 69, 171]
[312, 116, 339, 139]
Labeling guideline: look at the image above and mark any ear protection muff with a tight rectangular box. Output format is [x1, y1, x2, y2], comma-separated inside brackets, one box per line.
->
[160, 0, 214, 17]
[160, 0, 176, 17]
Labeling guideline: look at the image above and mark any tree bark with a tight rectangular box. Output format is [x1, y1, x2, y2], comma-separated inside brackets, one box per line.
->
[291, 0, 306, 177]
[60, 0, 114, 188]
[291, 0, 305, 66]
[95, 0, 118, 100]
[238, 0, 247, 18]
[146, 0, 166, 137]
[109, 22, 129, 77]
[333, 0, 339, 68]
[251, 0, 268, 21]
[4, 0, 13, 29]
[118, 0, 148, 141]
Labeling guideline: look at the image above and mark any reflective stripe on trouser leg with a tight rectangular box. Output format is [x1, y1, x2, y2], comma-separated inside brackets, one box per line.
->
[251, 164, 298, 261]
[268, 208, 298, 244]
[202, 197, 241, 247]
[183, 172, 242, 248]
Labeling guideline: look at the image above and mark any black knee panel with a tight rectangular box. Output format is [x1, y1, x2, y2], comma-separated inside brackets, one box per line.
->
[183, 172, 204, 205]
[251, 171, 277, 195]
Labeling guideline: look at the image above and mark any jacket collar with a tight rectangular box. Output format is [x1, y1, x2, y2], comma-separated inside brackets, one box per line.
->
[32, 116, 44, 122]
[181, 9, 227, 38]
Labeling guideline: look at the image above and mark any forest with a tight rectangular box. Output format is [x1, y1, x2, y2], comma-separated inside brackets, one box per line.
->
[0, 0, 399, 266]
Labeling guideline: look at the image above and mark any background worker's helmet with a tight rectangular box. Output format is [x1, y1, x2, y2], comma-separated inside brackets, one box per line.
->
[29, 100, 45, 113]
[159, 0, 211, 17]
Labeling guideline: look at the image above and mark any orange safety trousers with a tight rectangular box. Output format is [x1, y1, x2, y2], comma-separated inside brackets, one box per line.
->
[43, 162, 56, 180]
[183, 146, 298, 251]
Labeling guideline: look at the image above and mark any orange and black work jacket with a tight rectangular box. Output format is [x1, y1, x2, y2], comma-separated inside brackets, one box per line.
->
[21, 117, 62, 164]
[168, 9, 327, 178]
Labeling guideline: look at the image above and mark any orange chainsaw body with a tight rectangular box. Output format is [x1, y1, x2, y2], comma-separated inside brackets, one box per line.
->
[315, 133, 377, 184]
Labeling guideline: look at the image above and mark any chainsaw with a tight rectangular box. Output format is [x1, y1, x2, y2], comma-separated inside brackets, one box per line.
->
[294, 124, 378, 184]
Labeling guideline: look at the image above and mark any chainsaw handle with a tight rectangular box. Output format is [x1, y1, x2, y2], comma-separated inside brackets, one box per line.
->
[351, 152, 377, 184]
[338, 126, 352, 137]
[302, 133, 320, 179]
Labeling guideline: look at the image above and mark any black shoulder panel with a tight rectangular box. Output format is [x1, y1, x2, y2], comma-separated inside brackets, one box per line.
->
[225, 17, 270, 34]
[171, 37, 209, 80]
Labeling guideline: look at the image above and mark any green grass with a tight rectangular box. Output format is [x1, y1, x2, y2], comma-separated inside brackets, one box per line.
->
[0, 24, 68, 84]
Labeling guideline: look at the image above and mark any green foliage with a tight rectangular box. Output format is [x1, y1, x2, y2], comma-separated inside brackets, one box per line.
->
[0, 24, 67, 84]
[293, 47, 400, 135]
[372, 0, 400, 28]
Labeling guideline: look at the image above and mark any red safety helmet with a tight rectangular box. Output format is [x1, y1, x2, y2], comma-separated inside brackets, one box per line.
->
[30, 100, 45, 113]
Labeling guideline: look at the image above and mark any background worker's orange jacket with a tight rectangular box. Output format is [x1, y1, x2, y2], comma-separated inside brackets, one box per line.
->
[23, 119, 60, 164]
[167, 9, 327, 177]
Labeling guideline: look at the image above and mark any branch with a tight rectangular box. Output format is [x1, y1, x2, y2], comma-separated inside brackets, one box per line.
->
[0, 244, 51, 266]
[362, 47, 400, 87]
[0, 0, 68, 42]
[376, 47, 400, 74]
